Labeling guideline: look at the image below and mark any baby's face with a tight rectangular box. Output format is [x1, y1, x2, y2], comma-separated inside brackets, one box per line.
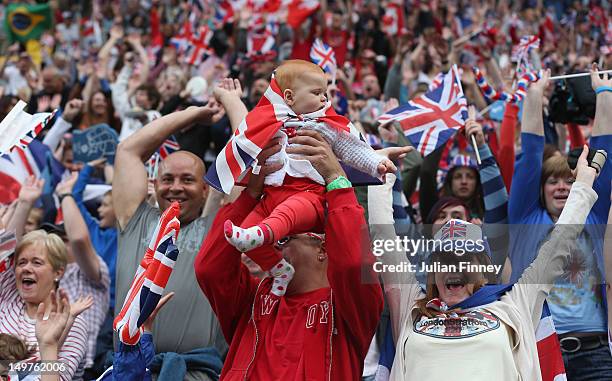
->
[286, 71, 328, 115]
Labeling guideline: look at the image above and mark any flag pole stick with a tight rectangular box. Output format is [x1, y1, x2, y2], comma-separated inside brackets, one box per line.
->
[470, 134, 482, 165]
[478, 103, 494, 117]
[549, 69, 612, 80]
[466, 103, 482, 165]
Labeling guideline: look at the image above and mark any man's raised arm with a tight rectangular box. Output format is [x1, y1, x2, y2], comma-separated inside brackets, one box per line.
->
[113, 104, 223, 229]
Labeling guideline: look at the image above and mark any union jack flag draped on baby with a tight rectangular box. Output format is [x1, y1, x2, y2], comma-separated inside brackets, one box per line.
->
[205, 75, 362, 194]
[114, 202, 180, 345]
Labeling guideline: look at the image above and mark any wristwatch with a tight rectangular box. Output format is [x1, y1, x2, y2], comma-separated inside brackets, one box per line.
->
[326, 176, 352, 192]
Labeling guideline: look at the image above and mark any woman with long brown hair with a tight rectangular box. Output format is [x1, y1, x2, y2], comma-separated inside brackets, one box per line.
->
[77, 90, 120, 132]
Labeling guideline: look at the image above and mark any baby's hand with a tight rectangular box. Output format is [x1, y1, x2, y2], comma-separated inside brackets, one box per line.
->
[213, 78, 243, 102]
[377, 159, 397, 175]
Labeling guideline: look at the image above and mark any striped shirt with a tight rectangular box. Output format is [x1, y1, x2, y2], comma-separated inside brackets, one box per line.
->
[61, 258, 110, 369]
[478, 144, 509, 269]
[0, 267, 88, 381]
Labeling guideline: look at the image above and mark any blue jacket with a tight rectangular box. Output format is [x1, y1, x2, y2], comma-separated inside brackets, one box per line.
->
[149, 348, 223, 381]
[508, 133, 612, 282]
[74, 164, 118, 307]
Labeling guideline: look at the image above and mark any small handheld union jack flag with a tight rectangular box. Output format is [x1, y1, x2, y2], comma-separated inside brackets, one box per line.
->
[158, 135, 180, 160]
[310, 38, 337, 74]
[512, 35, 540, 75]
[378, 65, 468, 157]
[114, 202, 181, 345]
[147, 136, 180, 179]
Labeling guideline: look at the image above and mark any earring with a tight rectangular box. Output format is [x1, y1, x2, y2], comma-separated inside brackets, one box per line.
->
[317, 255, 326, 262]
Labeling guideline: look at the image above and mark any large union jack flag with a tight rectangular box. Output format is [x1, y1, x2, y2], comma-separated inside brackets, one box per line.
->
[205, 76, 361, 194]
[310, 38, 336, 74]
[114, 202, 180, 345]
[378, 65, 468, 157]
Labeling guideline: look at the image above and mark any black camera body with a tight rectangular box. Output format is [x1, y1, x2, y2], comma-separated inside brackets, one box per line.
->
[549, 76, 596, 125]
[567, 147, 607, 174]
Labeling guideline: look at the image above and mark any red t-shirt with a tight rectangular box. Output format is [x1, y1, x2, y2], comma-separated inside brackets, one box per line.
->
[250, 288, 332, 380]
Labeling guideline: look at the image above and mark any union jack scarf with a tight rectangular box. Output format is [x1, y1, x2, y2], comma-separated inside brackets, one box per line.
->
[473, 66, 538, 104]
[114, 202, 181, 345]
[205, 75, 362, 194]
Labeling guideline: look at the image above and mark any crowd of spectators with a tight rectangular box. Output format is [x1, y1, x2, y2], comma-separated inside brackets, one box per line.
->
[0, 0, 611, 380]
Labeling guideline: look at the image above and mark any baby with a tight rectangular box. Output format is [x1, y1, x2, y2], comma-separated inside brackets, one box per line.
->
[216, 60, 394, 296]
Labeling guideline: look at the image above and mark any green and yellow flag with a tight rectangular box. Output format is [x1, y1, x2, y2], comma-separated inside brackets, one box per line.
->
[4, 3, 53, 43]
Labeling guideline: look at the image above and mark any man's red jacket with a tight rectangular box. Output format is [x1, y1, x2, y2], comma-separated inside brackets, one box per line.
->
[195, 188, 383, 380]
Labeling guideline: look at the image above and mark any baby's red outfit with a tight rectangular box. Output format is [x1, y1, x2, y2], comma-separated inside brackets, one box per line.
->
[240, 175, 325, 270]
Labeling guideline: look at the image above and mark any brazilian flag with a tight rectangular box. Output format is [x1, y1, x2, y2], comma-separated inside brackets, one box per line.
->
[4, 3, 53, 43]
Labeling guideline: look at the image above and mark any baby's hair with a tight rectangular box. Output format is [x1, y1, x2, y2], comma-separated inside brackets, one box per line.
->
[274, 60, 325, 92]
[0, 333, 28, 361]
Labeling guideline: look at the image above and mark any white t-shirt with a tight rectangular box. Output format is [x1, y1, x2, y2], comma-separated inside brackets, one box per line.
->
[402, 308, 519, 381]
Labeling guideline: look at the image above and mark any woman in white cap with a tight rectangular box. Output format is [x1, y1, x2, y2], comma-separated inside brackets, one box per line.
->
[369, 145, 600, 380]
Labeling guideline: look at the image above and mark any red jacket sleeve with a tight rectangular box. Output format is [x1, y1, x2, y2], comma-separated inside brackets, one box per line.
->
[325, 188, 383, 355]
[499, 103, 519, 191]
[194, 191, 260, 343]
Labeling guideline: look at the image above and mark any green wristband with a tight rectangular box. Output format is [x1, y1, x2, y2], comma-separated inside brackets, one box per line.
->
[326, 176, 352, 192]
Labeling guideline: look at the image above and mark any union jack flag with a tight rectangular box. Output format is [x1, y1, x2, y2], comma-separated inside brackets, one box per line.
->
[246, 30, 276, 61]
[440, 219, 467, 240]
[146, 136, 180, 179]
[0, 100, 56, 156]
[158, 136, 180, 159]
[114, 202, 181, 345]
[310, 38, 336, 74]
[511, 35, 540, 63]
[214, 0, 236, 27]
[378, 65, 468, 157]
[205, 76, 362, 194]
[184, 26, 213, 66]
[428, 72, 445, 91]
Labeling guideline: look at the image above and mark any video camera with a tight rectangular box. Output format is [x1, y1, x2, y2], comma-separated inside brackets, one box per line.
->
[549, 75, 596, 125]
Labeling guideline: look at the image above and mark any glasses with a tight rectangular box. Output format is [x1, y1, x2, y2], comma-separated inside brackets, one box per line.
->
[277, 233, 324, 247]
